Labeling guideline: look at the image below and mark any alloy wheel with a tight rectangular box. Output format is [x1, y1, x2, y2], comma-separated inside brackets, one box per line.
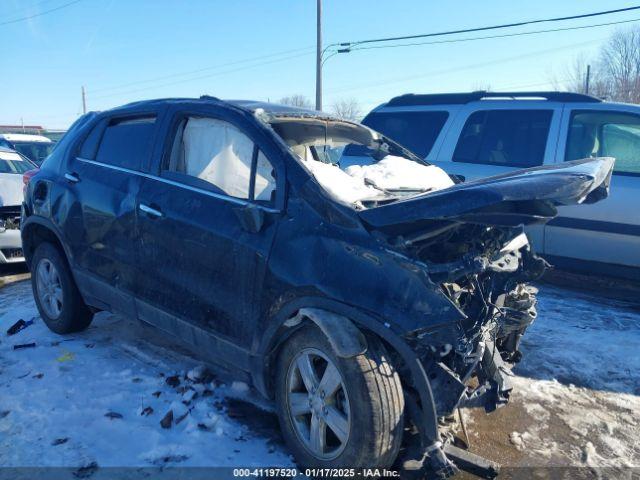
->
[286, 348, 351, 460]
[36, 258, 63, 319]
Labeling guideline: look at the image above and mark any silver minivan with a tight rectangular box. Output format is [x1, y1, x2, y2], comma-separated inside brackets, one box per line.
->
[348, 92, 640, 279]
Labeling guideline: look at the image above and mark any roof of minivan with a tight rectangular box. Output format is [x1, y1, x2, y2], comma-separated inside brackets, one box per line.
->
[0, 133, 52, 143]
[385, 91, 602, 107]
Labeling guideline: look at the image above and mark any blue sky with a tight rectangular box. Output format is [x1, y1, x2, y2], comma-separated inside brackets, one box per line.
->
[2, 0, 640, 128]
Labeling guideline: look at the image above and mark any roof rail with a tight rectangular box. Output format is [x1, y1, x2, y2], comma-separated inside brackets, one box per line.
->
[386, 91, 602, 107]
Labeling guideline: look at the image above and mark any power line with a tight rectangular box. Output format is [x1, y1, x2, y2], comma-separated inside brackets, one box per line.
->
[324, 38, 603, 96]
[90, 50, 314, 102]
[345, 17, 640, 53]
[0, 0, 60, 20]
[330, 5, 640, 50]
[89, 45, 315, 94]
[0, 0, 85, 27]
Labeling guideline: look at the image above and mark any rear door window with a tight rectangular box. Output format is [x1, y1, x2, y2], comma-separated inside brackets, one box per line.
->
[358, 110, 449, 157]
[94, 116, 157, 171]
[566, 110, 640, 175]
[453, 110, 552, 167]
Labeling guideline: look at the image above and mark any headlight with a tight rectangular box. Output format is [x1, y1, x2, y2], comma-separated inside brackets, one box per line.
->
[0, 219, 6, 233]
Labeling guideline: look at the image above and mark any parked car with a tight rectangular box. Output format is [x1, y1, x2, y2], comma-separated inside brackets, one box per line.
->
[0, 146, 38, 263]
[21, 97, 612, 477]
[0, 133, 55, 166]
[350, 91, 640, 279]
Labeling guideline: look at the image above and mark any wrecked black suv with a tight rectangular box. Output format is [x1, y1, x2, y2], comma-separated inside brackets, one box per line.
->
[21, 97, 612, 477]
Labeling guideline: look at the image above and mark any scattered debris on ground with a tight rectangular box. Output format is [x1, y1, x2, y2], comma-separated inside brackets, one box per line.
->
[6, 318, 33, 336]
[0, 279, 637, 472]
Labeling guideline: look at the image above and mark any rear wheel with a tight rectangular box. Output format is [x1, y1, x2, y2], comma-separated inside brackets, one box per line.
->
[275, 324, 404, 469]
[31, 242, 93, 334]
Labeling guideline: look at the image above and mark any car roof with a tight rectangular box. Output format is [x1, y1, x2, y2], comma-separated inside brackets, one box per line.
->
[102, 96, 341, 121]
[0, 133, 52, 143]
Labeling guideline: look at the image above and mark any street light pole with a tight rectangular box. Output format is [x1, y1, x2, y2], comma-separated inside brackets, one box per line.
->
[315, 0, 322, 111]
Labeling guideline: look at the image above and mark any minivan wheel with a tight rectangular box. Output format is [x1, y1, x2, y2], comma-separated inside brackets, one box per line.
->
[31, 242, 93, 334]
[275, 324, 404, 469]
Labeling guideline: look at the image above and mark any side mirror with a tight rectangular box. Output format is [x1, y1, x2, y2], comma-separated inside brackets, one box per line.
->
[234, 204, 265, 233]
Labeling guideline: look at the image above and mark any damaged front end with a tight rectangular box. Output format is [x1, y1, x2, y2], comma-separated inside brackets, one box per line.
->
[398, 225, 545, 478]
[411, 226, 544, 414]
[356, 158, 615, 477]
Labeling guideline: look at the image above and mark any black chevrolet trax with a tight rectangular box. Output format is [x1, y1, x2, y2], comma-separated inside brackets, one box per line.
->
[21, 96, 612, 477]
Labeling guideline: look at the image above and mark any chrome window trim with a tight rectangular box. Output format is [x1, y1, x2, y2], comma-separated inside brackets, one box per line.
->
[76, 157, 280, 213]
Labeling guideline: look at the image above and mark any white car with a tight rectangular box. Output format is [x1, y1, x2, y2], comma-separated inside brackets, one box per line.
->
[0, 146, 37, 263]
[0, 133, 54, 166]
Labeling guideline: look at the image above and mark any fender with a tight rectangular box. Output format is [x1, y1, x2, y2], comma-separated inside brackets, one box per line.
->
[21, 215, 74, 268]
[251, 295, 440, 446]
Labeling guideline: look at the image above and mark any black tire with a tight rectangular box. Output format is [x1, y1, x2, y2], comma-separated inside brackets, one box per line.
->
[31, 242, 93, 334]
[275, 323, 404, 469]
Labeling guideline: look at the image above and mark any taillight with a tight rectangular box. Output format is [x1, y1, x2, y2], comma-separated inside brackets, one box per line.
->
[23, 168, 39, 193]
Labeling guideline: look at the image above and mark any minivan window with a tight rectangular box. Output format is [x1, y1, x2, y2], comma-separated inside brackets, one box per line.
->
[566, 111, 640, 174]
[94, 116, 156, 171]
[453, 110, 552, 167]
[357, 110, 449, 158]
[166, 116, 275, 201]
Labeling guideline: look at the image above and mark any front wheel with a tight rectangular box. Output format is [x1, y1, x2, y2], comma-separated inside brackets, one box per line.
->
[275, 324, 404, 469]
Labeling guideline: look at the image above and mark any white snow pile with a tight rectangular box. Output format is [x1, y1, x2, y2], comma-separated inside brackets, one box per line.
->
[302, 155, 454, 207]
[345, 155, 454, 193]
[302, 158, 382, 205]
[0, 281, 292, 471]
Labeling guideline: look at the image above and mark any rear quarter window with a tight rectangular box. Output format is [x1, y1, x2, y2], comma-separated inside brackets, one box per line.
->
[356, 110, 449, 158]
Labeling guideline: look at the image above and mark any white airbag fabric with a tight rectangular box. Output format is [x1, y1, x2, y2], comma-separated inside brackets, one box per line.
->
[182, 117, 275, 201]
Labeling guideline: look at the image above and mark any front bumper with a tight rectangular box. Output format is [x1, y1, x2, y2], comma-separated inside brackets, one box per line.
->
[0, 229, 25, 263]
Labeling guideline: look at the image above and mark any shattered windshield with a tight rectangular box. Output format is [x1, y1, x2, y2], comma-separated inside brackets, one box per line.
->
[269, 117, 454, 208]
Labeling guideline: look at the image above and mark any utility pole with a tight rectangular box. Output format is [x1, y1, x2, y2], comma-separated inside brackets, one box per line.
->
[81, 86, 87, 114]
[315, 0, 322, 111]
[585, 65, 591, 95]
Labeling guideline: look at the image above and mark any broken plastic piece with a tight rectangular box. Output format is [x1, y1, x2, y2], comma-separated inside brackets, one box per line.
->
[160, 410, 173, 429]
[6, 319, 33, 336]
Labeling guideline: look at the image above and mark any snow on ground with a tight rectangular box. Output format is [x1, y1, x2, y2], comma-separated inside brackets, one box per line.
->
[0, 280, 292, 473]
[467, 285, 640, 472]
[0, 278, 639, 476]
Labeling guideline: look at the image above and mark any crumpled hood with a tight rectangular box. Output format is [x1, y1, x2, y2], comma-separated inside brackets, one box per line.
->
[358, 157, 614, 229]
[0, 174, 24, 207]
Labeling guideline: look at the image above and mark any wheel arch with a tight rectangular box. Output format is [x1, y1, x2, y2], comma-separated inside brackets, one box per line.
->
[21, 216, 73, 270]
[252, 295, 440, 446]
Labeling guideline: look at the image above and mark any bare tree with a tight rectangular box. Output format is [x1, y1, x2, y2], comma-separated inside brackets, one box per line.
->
[278, 94, 313, 109]
[330, 98, 362, 122]
[470, 82, 492, 92]
[598, 28, 640, 103]
[555, 27, 640, 102]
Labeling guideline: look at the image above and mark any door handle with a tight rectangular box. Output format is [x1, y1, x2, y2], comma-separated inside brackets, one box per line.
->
[64, 172, 80, 183]
[139, 203, 163, 218]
